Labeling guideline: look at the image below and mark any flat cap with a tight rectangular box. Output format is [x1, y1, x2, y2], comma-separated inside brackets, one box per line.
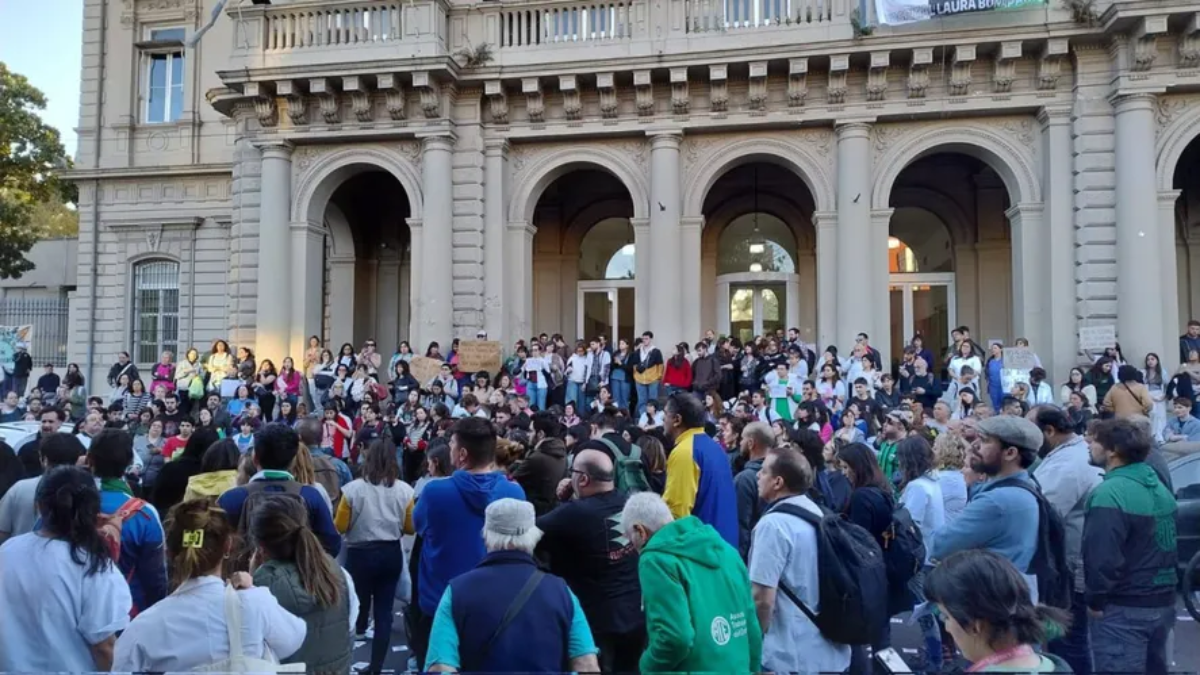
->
[976, 414, 1043, 452]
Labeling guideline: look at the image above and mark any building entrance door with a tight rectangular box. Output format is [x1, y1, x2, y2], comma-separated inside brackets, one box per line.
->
[728, 283, 787, 345]
[889, 274, 956, 373]
[577, 281, 635, 344]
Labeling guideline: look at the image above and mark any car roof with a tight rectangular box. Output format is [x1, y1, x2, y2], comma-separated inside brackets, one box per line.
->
[0, 421, 42, 448]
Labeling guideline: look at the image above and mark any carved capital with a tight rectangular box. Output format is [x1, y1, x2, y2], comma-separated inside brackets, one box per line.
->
[1038, 39, 1069, 91]
[949, 46, 975, 97]
[597, 73, 618, 120]
[634, 70, 654, 117]
[993, 41, 1021, 94]
[277, 80, 308, 125]
[522, 78, 544, 124]
[560, 75, 582, 122]
[342, 76, 372, 123]
[710, 65, 729, 113]
[485, 81, 508, 125]
[1131, 16, 1167, 72]
[867, 52, 889, 102]
[908, 48, 932, 99]
[310, 78, 340, 124]
[378, 74, 407, 121]
[1180, 14, 1200, 68]
[244, 82, 278, 127]
[788, 59, 808, 108]
[828, 55, 849, 105]
[670, 68, 690, 115]
[748, 62, 768, 111]
[412, 71, 440, 119]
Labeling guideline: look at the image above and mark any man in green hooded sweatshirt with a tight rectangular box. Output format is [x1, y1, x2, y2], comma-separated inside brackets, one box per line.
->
[622, 492, 761, 674]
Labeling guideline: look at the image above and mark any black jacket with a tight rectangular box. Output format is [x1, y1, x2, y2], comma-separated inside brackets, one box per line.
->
[11, 351, 32, 378]
[107, 361, 140, 387]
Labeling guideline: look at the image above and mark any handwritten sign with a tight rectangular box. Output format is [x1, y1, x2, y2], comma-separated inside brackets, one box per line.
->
[409, 356, 444, 386]
[1003, 347, 1038, 371]
[1079, 325, 1116, 352]
[456, 340, 503, 374]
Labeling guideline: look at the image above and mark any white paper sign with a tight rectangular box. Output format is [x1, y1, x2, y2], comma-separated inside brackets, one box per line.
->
[1079, 325, 1116, 351]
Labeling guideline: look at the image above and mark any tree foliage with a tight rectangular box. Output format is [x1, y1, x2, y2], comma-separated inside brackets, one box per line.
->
[0, 61, 74, 278]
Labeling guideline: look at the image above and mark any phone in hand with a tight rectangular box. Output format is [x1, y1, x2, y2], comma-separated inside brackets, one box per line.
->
[873, 648, 913, 674]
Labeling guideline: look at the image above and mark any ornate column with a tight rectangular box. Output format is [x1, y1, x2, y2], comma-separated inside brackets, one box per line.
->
[1006, 203, 1047, 356]
[255, 140, 293, 363]
[484, 139, 510, 344]
[649, 131, 683, 349]
[681, 216, 704, 342]
[836, 122, 874, 350]
[954, 244, 980, 336]
[419, 133, 455, 347]
[814, 211, 838, 350]
[632, 218, 651, 333]
[1112, 93, 1164, 360]
[289, 220, 325, 360]
[1160, 190, 1183, 371]
[871, 208, 894, 367]
[505, 221, 536, 339]
[716, 279, 732, 337]
[1039, 106, 1075, 386]
[786, 276, 801, 338]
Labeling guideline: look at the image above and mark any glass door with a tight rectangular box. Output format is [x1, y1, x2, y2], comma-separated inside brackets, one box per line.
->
[888, 275, 955, 377]
[729, 284, 787, 343]
[578, 282, 635, 345]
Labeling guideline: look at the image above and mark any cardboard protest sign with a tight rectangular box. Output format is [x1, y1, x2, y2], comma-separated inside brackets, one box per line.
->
[409, 355, 443, 385]
[457, 340, 502, 374]
[1003, 347, 1038, 371]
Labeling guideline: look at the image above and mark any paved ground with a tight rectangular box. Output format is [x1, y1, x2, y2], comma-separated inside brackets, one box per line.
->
[355, 599, 1200, 673]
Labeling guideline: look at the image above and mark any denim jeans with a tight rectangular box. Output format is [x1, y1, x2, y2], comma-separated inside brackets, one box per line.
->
[635, 381, 659, 416]
[1048, 591, 1092, 675]
[610, 372, 631, 410]
[529, 386, 548, 411]
[1089, 603, 1175, 675]
[345, 541, 405, 673]
[565, 381, 584, 412]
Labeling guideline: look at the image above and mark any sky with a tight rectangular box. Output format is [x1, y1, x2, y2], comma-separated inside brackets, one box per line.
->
[0, 0, 85, 159]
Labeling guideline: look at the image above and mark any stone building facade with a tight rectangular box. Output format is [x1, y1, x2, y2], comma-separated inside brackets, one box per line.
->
[70, 0, 1200, 389]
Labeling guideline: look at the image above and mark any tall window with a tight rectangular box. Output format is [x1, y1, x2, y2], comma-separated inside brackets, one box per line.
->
[142, 27, 185, 124]
[132, 260, 180, 364]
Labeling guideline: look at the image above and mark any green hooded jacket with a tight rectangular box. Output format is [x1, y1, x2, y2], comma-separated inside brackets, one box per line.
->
[638, 516, 762, 674]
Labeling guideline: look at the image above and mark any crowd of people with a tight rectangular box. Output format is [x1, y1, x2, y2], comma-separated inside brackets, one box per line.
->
[0, 321, 1189, 675]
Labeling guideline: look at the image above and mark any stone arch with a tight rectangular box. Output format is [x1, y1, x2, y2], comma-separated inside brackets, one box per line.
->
[889, 186, 974, 248]
[684, 137, 835, 217]
[563, 198, 637, 253]
[1157, 103, 1200, 191]
[323, 202, 354, 258]
[701, 193, 814, 252]
[872, 124, 1041, 209]
[510, 146, 649, 224]
[293, 146, 424, 226]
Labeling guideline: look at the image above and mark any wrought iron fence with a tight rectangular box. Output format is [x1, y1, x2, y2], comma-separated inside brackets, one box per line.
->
[0, 296, 71, 368]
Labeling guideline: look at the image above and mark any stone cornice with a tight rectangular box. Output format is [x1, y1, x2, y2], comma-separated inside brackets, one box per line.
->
[66, 164, 233, 181]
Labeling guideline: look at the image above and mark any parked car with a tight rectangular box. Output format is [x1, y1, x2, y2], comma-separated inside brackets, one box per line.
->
[1169, 454, 1200, 620]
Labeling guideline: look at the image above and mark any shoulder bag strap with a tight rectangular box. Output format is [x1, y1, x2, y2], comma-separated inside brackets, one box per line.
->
[595, 436, 624, 460]
[223, 582, 248, 672]
[480, 570, 544, 663]
[762, 502, 821, 624]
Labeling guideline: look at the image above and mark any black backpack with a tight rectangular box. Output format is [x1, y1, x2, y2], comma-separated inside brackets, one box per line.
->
[993, 477, 1073, 609]
[769, 502, 889, 646]
[880, 492, 926, 600]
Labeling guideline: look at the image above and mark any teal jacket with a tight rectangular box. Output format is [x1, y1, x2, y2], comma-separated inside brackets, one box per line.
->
[638, 516, 762, 674]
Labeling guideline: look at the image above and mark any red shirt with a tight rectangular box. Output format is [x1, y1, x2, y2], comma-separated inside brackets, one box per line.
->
[162, 435, 188, 460]
[663, 357, 693, 389]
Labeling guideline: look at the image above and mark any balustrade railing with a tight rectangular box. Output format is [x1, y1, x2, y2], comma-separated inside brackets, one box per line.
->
[264, 1, 404, 51]
[498, 1, 635, 47]
[686, 0, 837, 32]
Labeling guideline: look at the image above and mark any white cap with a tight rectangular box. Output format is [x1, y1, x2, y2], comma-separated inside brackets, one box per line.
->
[484, 498, 535, 536]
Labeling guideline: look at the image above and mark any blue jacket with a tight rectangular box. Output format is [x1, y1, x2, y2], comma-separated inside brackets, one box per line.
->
[929, 470, 1040, 572]
[99, 490, 168, 613]
[217, 477, 342, 557]
[663, 429, 738, 550]
[413, 470, 525, 614]
[1167, 414, 1200, 442]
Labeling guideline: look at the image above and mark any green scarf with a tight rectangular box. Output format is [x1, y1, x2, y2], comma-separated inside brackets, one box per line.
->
[100, 477, 134, 496]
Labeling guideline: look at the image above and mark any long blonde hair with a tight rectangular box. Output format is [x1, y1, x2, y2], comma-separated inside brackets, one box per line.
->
[290, 443, 316, 485]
